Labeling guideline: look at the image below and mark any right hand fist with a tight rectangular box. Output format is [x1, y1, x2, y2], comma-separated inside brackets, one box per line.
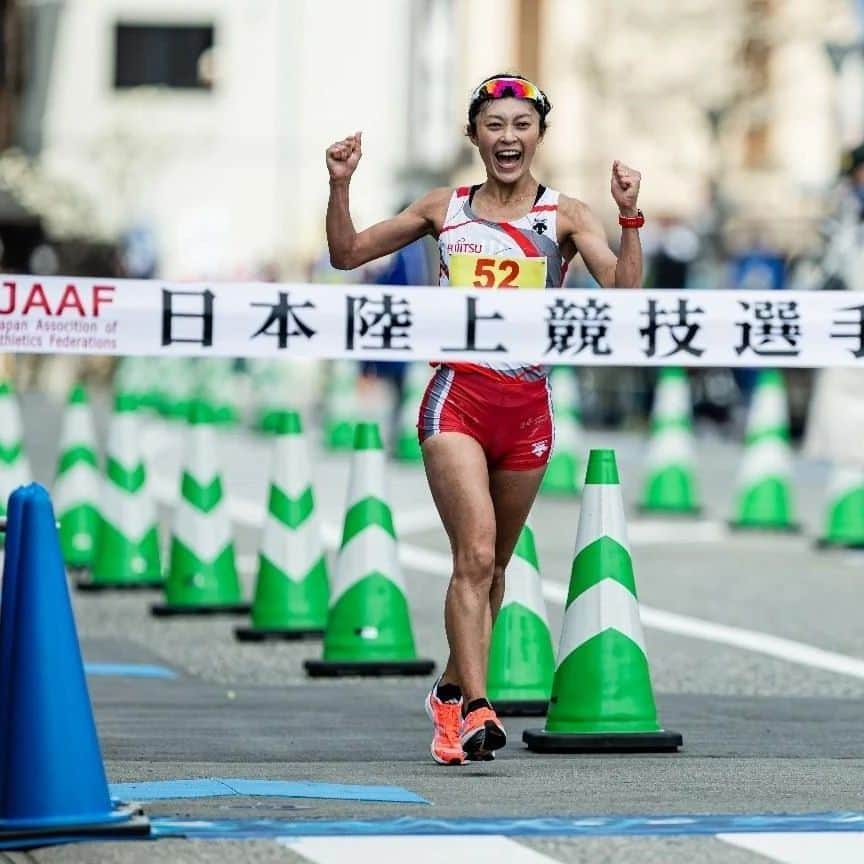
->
[326, 131, 362, 182]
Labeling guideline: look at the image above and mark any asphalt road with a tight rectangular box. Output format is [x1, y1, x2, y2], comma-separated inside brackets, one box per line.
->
[4, 388, 864, 863]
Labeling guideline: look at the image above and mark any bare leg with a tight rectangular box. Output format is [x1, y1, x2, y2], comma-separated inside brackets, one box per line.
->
[488, 466, 546, 624]
[422, 432, 496, 703]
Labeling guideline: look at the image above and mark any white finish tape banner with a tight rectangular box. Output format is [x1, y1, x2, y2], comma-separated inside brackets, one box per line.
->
[1, 274, 863, 367]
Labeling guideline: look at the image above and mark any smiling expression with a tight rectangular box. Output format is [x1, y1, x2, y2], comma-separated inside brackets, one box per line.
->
[470, 97, 543, 184]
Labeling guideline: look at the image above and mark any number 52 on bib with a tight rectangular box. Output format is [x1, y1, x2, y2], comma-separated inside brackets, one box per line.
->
[449, 254, 547, 289]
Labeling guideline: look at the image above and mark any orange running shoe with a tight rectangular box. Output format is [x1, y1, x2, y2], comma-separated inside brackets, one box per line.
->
[424, 689, 465, 766]
[460, 701, 506, 758]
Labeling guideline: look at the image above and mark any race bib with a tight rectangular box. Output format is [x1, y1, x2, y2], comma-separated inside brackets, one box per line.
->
[449, 254, 547, 289]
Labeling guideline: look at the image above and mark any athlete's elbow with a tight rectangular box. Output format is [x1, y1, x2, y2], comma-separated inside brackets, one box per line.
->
[329, 248, 356, 270]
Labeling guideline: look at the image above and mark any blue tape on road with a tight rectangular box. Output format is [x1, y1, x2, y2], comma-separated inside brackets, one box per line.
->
[220, 779, 428, 804]
[85, 663, 177, 679]
[110, 779, 234, 800]
[109, 778, 427, 805]
[150, 812, 864, 840]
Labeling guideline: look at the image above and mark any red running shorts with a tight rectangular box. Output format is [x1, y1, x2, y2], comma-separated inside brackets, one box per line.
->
[417, 366, 553, 471]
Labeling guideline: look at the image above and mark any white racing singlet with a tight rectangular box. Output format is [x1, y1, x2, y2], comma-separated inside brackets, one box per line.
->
[437, 184, 568, 381]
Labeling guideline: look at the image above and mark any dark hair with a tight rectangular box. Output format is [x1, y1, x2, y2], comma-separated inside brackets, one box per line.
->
[466, 72, 552, 137]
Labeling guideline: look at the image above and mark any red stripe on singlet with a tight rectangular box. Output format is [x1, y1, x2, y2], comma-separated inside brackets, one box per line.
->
[455, 186, 471, 198]
[439, 219, 478, 235]
[497, 221, 542, 258]
[530, 204, 558, 213]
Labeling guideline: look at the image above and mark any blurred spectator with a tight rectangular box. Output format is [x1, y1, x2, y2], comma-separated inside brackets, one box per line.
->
[804, 142, 864, 468]
[730, 232, 787, 404]
[643, 216, 700, 290]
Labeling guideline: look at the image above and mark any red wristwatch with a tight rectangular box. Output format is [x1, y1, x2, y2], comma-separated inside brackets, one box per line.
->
[618, 209, 645, 229]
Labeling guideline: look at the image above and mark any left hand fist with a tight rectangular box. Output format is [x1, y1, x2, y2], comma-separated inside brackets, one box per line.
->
[611, 160, 641, 215]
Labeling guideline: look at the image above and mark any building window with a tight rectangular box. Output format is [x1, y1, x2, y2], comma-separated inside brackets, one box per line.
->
[114, 23, 215, 90]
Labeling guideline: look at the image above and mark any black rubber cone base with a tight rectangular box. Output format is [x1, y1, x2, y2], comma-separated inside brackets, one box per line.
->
[523, 727, 682, 753]
[304, 657, 435, 678]
[151, 602, 251, 617]
[816, 538, 864, 551]
[77, 579, 163, 592]
[729, 521, 801, 534]
[235, 625, 324, 642]
[0, 805, 150, 843]
[637, 505, 702, 518]
[492, 699, 549, 717]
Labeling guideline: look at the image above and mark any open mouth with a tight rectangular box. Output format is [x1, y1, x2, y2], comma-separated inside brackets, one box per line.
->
[494, 149, 522, 170]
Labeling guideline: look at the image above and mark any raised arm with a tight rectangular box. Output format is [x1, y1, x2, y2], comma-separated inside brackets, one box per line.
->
[326, 131, 449, 270]
[560, 160, 643, 289]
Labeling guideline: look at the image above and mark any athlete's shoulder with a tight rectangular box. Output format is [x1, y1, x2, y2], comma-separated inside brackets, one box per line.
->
[407, 186, 453, 228]
[557, 193, 600, 233]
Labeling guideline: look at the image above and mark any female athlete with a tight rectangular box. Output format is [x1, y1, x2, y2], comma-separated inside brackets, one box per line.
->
[325, 73, 643, 765]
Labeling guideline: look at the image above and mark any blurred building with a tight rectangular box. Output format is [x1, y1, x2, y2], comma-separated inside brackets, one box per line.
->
[1, 0, 860, 277]
[9, 0, 413, 278]
[440, 0, 858, 258]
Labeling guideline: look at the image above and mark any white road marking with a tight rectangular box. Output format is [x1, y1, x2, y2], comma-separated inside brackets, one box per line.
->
[719, 832, 864, 863]
[280, 835, 560, 864]
[152, 478, 864, 682]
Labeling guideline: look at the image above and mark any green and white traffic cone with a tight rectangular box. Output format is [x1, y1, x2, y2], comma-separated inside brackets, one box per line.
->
[322, 360, 359, 451]
[81, 392, 162, 590]
[157, 359, 196, 420]
[524, 449, 682, 753]
[54, 383, 101, 570]
[542, 367, 584, 496]
[394, 363, 429, 462]
[817, 464, 864, 549]
[152, 400, 249, 615]
[236, 410, 329, 641]
[639, 367, 701, 515]
[730, 369, 799, 532]
[249, 360, 284, 434]
[305, 422, 434, 676]
[197, 359, 241, 427]
[0, 379, 30, 526]
[488, 519, 556, 716]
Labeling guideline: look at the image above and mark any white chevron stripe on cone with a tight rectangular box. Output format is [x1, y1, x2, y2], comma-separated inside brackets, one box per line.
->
[825, 465, 864, 502]
[556, 578, 647, 662]
[345, 446, 387, 508]
[736, 437, 792, 487]
[260, 518, 324, 582]
[501, 553, 549, 623]
[573, 484, 630, 558]
[272, 435, 316, 499]
[100, 482, 157, 540]
[173, 420, 233, 560]
[644, 427, 694, 471]
[748, 385, 788, 433]
[101, 409, 157, 540]
[107, 413, 142, 471]
[54, 401, 99, 511]
[258, 428, 326, 582]
[54, 462, 100, 515]
[653, 378, 690, 422]
[332, 524, 403, 605]
[172, 501, 233, 561]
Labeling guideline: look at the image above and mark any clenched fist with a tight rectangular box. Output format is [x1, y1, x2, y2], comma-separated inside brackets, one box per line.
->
[326, 131, 363, 183]
[611, 160, 641, 215]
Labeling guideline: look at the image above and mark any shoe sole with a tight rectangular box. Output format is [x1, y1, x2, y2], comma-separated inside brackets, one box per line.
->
[461, 720, 507, 757]
[424, 692, 465, 766]
[464, 749, 495, 762]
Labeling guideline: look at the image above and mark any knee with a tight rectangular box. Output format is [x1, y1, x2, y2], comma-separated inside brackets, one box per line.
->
[453, 542, 496, 587]
[491, 563, 506, 592]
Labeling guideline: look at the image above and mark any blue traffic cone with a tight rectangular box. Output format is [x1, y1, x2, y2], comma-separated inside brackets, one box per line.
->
[0, 484, 31, 754]
[0, 484, 148, 842]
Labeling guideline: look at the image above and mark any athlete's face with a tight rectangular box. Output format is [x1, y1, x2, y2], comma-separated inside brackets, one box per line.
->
[472, 98, 542, 183]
